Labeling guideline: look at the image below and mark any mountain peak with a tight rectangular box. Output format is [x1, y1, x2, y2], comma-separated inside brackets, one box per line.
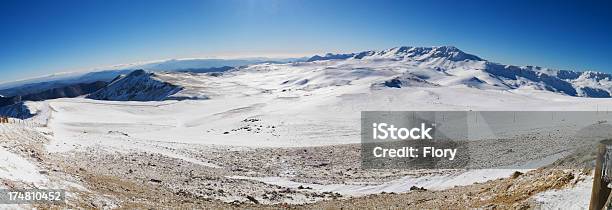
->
[307, 46, 484, 62]
[87, 70, 182, 101]
[379, 46, 483, 61]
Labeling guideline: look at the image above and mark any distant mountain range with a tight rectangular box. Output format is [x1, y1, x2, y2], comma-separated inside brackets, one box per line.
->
[1, 46, 611, 109]
[0, 57, 307, 97]
[0, 57, 305, 106]
[307, 46, 612, 98]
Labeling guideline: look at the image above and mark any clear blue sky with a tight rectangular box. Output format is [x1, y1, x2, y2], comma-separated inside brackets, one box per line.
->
[1, 0, 611, 82]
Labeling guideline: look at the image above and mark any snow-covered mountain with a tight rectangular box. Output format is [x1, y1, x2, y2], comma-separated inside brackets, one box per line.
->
[73, 46, 612, 102]
[0, 70, 131, 107]
[304, 46, 612, 98]
[0, 57, 306, 105]
[87, 70, 183, 101]
[2, 46, 611, 106]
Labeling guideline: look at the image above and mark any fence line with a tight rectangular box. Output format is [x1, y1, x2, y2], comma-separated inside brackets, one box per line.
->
[0, 116, 9, 124]
[0, 116, 41, 127]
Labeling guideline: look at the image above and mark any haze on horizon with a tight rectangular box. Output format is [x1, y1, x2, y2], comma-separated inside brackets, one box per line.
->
[1, 0, 611, 83]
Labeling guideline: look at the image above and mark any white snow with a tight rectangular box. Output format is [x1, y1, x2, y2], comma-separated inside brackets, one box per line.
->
[534, 175, 592, 209]
[39, 79, 612, 151]
[0, 143, 47, 184]
[230, 169, 518, 197]
[227, 152, 564, 202]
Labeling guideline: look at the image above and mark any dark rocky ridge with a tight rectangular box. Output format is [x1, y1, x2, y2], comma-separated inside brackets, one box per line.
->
[0, 81, 109, 107]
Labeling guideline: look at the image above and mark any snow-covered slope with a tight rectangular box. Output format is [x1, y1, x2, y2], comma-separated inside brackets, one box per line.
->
[22, 46, 610, 151]
[87, 70, 183, 101]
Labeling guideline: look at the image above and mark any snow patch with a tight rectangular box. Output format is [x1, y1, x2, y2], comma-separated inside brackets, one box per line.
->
[533, 175, 591, 209]
[0, 145, 47, 184]
[229, 169, 519, 197]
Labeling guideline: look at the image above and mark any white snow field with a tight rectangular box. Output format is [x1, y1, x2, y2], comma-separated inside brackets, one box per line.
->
[0, 144, 47, 184]
[2, 46, 612, 207]
[39, 51, 612, 150]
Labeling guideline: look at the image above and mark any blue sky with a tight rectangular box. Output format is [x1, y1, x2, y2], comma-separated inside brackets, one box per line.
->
[1, 0, 611, 82]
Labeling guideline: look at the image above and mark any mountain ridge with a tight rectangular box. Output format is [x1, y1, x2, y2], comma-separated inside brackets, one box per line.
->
[307, 46, 611, 98]
[307, 46, 484, 62]
[2, 46, 612, 106]
[87, 70, 183, 101]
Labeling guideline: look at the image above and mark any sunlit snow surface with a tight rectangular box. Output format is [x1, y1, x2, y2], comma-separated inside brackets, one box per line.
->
[0, 144, 47, 183]
[40, 60, 612, 151]
[13, 57, 612, 206]
[534, 176, 592, 209]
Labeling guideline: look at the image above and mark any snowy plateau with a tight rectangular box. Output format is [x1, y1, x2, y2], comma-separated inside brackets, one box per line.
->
[1, 46, 611, 208]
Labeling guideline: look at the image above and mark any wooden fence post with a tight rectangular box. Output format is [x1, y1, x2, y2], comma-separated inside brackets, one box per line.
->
[591, 140, 612, 210]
